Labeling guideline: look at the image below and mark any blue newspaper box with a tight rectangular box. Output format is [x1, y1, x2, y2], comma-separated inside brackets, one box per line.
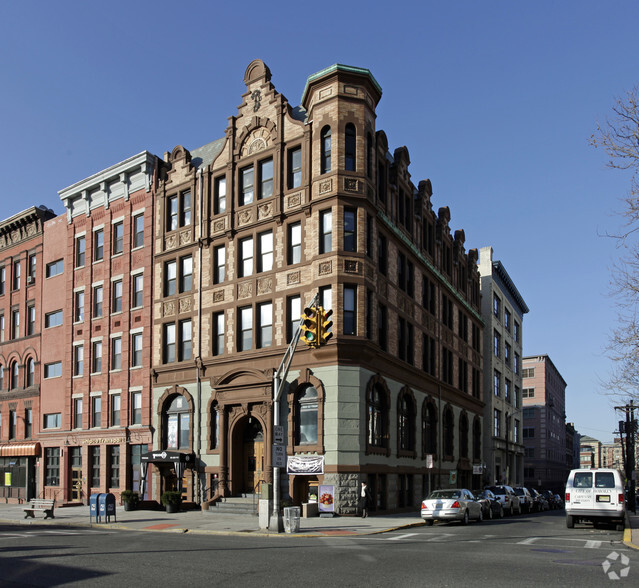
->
[89, 493, 103, 523]
[98, 492, 116, 523]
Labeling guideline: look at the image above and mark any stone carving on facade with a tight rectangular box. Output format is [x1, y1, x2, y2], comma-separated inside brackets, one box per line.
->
[344, 259, 360, 274]
[318, 260, 332, 275]
[287, 271, 300, 285]
[163, 300, 176, 317]
[213, 289, 225, 303]
[165, 234, 177, 250]
[180, 230, 191, 246]
[178, 297, 192, 314]
[287, 193, 302, 209]
[238, 209, 254, 226]
[213, 219, 225, 233]
[344, 178, 361, 193]
[257, 202, 273, 220]
[248, 138, 267, 154]
[256, 276, 273, 295]
[318, 179, 332, 195]
[238, 281, 253, 299]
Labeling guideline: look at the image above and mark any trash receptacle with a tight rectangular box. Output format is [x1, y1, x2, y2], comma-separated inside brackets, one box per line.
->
[89, 494, 102, 523]
[283, 506, 301, 533]
[98, 492, 117, 523]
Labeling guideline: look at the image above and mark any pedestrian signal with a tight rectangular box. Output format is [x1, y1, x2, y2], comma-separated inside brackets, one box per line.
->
[300, 306, 319, 347]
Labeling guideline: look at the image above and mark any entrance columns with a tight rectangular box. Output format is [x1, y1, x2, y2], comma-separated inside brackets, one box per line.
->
[217, 406, 230, 497]
[264, 401, 273, 484]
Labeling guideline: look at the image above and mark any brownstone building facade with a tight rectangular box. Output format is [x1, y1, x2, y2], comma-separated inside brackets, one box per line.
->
[150, 60, 485, 513]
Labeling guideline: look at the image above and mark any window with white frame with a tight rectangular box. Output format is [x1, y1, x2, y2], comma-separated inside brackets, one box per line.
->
[239, 306, 252, 351]
[287, 222, 301, 265]
[132, 274, 143, 308]
[214, 245, 225, 284]
[257, 302, 273, 348]
[239, 237, 254, 277]
[258, 231, 273, 272]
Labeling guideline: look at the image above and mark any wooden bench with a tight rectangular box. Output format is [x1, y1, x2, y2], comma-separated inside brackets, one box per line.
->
[23, 499, 55, 519]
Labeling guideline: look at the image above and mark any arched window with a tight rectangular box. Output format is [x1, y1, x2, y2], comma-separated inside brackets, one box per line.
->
[459, 412, 469, 459]
[345, 123, 356, 171]
[368, 384, 387, 448]
[473, 417, 482, 461]
[320, 126, 331, 174]
[422, 400, 438, 456]
[10, 361, 19, 390]
[398, 390, 415, 452]
[296, 385, 318, 445]
[443, 406, 454, 457]
[26, 358, 34, 387]
[165, 395, 190, 450]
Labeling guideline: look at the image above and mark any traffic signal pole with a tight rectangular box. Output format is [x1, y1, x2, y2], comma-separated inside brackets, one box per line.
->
[615, 400, 637, 513]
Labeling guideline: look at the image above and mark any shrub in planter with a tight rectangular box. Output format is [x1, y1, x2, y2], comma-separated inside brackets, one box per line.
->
[121, 490, 139, 511]
[161, 491, 182, 513]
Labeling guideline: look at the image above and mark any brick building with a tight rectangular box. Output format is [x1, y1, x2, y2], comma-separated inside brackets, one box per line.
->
[148, 60, 485, 513]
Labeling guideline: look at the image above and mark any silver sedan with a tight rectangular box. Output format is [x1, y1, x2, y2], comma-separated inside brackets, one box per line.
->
[420, 489, 484, 525]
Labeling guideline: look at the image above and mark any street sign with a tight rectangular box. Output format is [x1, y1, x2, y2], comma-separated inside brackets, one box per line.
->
[273, 444, 286, 468]
[274, 425, 284, 445]
[426, 454, 434, 469]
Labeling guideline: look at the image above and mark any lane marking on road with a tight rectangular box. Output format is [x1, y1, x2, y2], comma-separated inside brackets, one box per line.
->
[389, 533, 419, 541]
[584, 540, 602, 549]
[518, 537, 538, 545]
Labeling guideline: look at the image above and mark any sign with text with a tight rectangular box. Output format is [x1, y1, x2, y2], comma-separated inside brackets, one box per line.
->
[272, 444, 286, 468]
[273, 425, 284, 445]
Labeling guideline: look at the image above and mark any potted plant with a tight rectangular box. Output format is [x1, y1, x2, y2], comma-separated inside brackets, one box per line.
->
[161, 490, 182, 514]
[121, 490, 139, 511]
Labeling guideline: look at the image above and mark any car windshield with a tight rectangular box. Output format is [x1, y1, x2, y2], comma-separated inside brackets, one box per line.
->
[429, 490, 461, 499]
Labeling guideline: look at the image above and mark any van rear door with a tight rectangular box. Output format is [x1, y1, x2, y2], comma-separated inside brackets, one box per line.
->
[570, 471, 594, 508]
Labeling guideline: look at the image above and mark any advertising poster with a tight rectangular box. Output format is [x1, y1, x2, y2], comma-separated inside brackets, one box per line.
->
[449, 470, 457, 485]
[318, 484, 334, 513]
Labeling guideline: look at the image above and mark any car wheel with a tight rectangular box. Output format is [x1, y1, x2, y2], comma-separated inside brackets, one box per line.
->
[425, 519, 434, 526]
[462, 510, 469, 525]
[566, 515, 574, 529]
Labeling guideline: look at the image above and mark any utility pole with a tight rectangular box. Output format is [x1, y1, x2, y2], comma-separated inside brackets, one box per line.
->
[615, 400, 637, 513]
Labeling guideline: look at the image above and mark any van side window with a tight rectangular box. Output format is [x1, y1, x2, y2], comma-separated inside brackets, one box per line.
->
[595, 472, 615, 488]
[574, 472, 592, 488]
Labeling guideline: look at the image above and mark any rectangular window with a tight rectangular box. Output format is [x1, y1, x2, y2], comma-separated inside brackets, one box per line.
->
[240, 166, 254, 205]
[27, 304, 36, 336]
[163, 323, 176, 363]
[504, 342, 511, 367]
[93, 285, 103, 317]
[0, 265, 5, 294]
[0, 314, 4, 342]
[112, 221, 124, 255]
[239, 306, 253, 351]
[164, 260, 176, 296]
[74, 398, 83, 429]
[522, 367, 535, 378]
[213, 312, 225, 356]
[258, 231, 274, 272]
[494, 409, 501, 437]
[493, 330, 501, 357]
[92, 340, 102, 373]
[493, 294, 501, 319]
[378, 304, 387, 351]
[522, 387, 535, 398]
[214, 246, 225, 284]
[442, 347, 453, 384]
[94, 229, 104, 261]
[287, 223, 301, 265]
[494, 370, 501, 397]
[45, 447, 60, 486]
[133, 213, 144, 248]
[180, 256, 193, 292]
[43, 413, 61, 429]
[239, 237, 254, 277]
[25, 408, 32, 438]
[504, 308, 511, 332]
[287, 296, 301, 344]
[131, 332, 143, 367]
[514, 352, 520, 375]
[344, 208, 356, 252]
[378, 235, 387, 275]
[111, 337, 122, 370]
[180, 191, 191, 227]
[257, 302, 273, 348]
[343, 285, 356, 335]
[422, 334, 436, 376]
[44, 362, 62, 379]
[132, 274, 143, 308]
[259, 158, 273, 199]
[44, 310, 62, 329]
[46, 259, 64, 278]
[397, 252, 406, 291]
[74, 344, 84, 377]
[8, 410, 16, 439]
[514, 321, 521, 343]
[90, 446, 100, 487]
[288, 147, 302, 189]
[109, 446, 120, 488]
[92, 396, 102, 428]
[214, 176, 226, 214]
[75, 290, 85, 322]
[179, 319, 192, 361]
[112, 280, 123, 313]
[319, 210, 332, 254]
[505, 378, 512, 403]
[11, 309, 19, 339]
[167, 195, 178, 231]
[131, 391, 142, 425]
[13, 260, 21, 290]
[28, 254, 36, 282]
[111, 394, 121, 427]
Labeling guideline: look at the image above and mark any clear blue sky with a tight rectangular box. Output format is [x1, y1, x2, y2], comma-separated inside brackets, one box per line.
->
[2, 0, 637, 442]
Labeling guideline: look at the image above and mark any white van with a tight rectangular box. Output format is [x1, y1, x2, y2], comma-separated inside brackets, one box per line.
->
[564, 468, 625, 530]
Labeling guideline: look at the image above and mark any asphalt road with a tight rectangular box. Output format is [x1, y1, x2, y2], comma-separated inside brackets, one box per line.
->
[0, 510, 635, 587]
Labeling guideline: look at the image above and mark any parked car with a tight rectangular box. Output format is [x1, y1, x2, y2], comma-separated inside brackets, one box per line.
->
[421, 489, 484, 525]
[541, 489, 559, 509]
[473, 489, 504, 519]
[485, 485, 521, 516]
[529, 488, 549, 512]
[565, 468, 625, 530]
[514, 487, 533, 513]
[553, 494, 565, 509]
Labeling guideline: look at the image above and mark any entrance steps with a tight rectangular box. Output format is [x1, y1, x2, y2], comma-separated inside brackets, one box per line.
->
[206, 494, 259, 515]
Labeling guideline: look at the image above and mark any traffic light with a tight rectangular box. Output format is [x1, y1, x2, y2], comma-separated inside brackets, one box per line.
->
[319, 307, 333, 345]
[300, 306, 319, 347]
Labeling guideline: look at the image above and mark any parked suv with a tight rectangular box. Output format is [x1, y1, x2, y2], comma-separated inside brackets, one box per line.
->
[565, 468, 625, 530]
[514, 487, 533, 514]
[485, 485, 521, 516]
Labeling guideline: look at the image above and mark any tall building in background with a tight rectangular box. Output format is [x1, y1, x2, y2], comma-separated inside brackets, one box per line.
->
[0, 206, 56, 501]
[522, 354, 567, 492]
[478, 247, 529, 486]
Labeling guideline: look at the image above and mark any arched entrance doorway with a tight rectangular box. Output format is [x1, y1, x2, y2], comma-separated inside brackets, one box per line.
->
[235, 418, 264, 495]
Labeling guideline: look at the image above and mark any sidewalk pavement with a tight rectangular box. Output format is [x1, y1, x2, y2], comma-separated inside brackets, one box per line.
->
[0, 502, 424, 537]
[1, 502, 637, 546]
